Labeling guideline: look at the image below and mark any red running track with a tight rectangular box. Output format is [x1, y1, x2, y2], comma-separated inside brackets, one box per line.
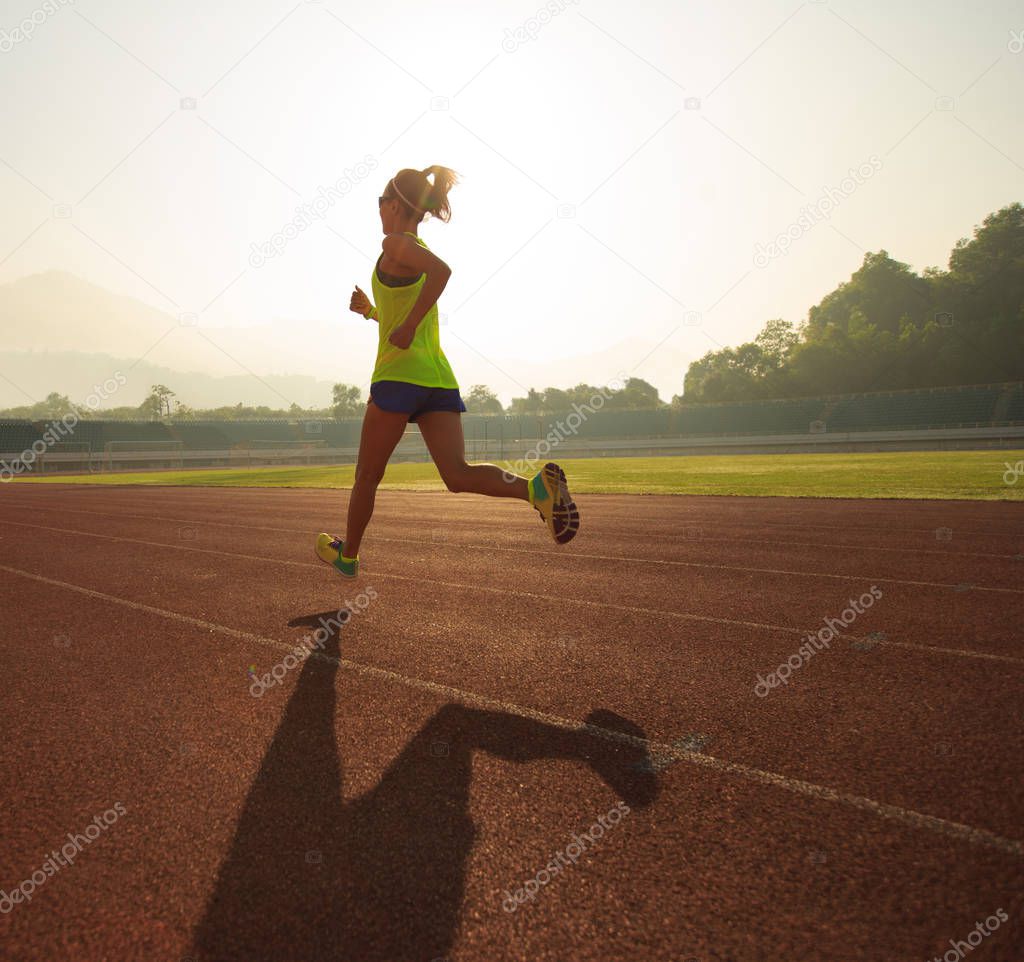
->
[0, 484, 1022, 962]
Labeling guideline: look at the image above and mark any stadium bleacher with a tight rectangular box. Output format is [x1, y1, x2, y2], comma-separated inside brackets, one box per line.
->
[668, 397, 826, 437]
[168, 423, 233, 450]
[999, 383, 1024, 423]
[826, 384, 1005, 432]
[0, 420, 43, 454]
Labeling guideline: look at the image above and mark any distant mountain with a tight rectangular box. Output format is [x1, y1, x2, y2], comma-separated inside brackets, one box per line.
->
[0, 270, 691, 409]
[0, 271, 372, 408]
[0, 350, 338, 410]
[1, 271, 199, 369]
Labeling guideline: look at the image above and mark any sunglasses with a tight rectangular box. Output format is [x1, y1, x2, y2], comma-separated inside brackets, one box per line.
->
[378, 194, 395, 206]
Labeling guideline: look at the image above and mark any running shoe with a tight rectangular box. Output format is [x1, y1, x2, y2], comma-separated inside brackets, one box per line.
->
[528, 462, 580, 545]
[315, 533, 359, 578]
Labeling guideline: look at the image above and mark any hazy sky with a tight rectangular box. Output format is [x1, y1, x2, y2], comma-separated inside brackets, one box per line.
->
[2, 0, 1022, 406]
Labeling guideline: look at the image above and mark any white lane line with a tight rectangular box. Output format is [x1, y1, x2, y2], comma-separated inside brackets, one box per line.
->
[2, 561, 1021, 858]
[7, 486, 1024, 541]
[2, 517, 1021, 666]
[2, 510, 1020, 597]
[4, 503, 1020, 563]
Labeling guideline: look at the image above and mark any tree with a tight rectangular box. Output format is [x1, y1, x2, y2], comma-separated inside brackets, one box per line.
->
[463, 384, 503, 414]
[139, 385, 176, 419]
[806, 251, 932, 339]
[606, 377, 662, 410]
[682, 344, 765, 402]
[507, 388, 544, 415]
[754, 319, 798, 370]
[542, 387, 570, 412]
[0, 392, 76, 420]
[33, 392, 74, 419]
[331, 383, 363, 419]
[680, 203, 1024, 401]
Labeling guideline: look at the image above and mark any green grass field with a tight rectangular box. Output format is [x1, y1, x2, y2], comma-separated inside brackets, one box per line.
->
[13, 450, 1024, 500]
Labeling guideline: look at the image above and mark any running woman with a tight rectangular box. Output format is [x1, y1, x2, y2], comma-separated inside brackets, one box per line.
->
[315, 166, 580, 579]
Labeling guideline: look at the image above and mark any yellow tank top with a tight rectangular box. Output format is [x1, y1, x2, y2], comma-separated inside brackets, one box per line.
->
[370, 233, 459, 389]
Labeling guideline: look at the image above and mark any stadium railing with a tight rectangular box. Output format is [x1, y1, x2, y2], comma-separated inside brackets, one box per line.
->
[2, 381, 1021, 474]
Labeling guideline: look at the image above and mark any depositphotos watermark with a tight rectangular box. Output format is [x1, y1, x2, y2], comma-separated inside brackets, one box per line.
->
[0, 802, 127, 913]
[0, 373, 127, 482]
[249, 588, 378, 697]
[249, 155, 378, 267]
[0, 0, 74, 53]
[753, 156, 882, 268]
[501, 801, 630, 912]
[928, 908, 1009, 962]
[501, 0, 579, 52]
[754, 586, 883, 697]
[1002, 460, 1023, 485]
[502, 373, 626, 482]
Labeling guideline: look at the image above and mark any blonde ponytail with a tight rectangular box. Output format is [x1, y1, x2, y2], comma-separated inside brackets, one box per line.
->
[389, 166, 459, 223]
[421, 165, 458, 222]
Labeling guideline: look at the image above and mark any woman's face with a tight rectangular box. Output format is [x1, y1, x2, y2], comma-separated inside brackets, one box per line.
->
[378, 185, 401, 233]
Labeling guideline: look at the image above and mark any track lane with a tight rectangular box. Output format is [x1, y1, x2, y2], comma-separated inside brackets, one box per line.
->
[1, 561, 1023, 962]
[3, 485, 1023, 962]
[2, 508, 1021, 658]
[6, 498, 1024, 592]
[2, 502, 1022, 842]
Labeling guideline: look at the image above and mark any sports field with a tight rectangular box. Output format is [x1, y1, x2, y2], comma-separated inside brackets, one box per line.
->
[1, 473, 1022, 961]
[13, 448, 1024, 499]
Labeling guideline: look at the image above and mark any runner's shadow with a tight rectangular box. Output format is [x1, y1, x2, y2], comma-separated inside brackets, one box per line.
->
[190, 616, 659, 962]
[287, 610, 349, 630]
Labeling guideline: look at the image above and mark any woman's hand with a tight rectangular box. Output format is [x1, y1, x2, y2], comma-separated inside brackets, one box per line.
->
[350, 286, 373, 318]
[388, 323, 415, 350]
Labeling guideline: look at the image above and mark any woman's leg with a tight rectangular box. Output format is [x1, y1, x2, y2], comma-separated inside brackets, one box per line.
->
[416, 411, 528, 500]
[343, 401, 410, 557]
